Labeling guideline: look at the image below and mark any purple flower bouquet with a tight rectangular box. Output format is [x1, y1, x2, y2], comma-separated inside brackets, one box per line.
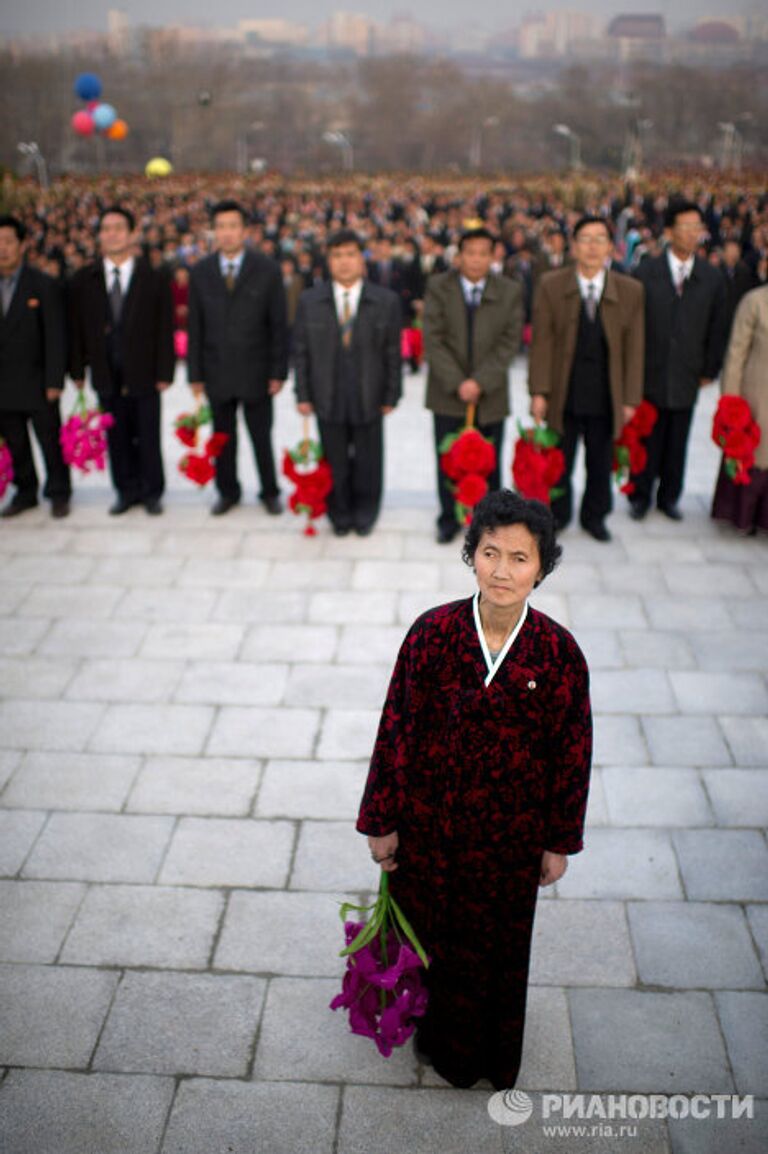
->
[330, 871, 430, 1057]
[60, 391, 114, 474]
[0, 436, 13, 500]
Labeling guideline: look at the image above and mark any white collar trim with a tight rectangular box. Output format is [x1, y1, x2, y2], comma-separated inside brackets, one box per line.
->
[473, 591, 529, 687]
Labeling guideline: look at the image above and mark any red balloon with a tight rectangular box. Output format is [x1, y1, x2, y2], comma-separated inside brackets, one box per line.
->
[72, 110, 95, 136]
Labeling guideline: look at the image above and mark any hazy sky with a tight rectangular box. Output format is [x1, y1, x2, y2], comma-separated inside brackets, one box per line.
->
[0, 0, 760, 36]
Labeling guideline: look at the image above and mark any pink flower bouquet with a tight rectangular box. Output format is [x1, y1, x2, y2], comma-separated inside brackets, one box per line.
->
[59, 391, 114, 473]
[330, 871, 430, 1057]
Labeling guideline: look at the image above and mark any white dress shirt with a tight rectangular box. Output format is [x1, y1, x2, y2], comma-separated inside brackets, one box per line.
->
[460, 276, 486, 306]
[218, 250, 245, 280]
[667, 249, 694, 290]
[104, 257, 134, 295]
[576, 268, 606, 304]
[333, 278, 363, 323]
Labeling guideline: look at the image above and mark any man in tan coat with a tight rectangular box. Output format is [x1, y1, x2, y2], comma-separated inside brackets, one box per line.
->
[528, 215, 644, 542]
[424, 228, 522, 543]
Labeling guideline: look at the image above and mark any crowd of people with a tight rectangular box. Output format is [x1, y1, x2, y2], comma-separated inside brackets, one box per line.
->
[1, 171, 767, 535]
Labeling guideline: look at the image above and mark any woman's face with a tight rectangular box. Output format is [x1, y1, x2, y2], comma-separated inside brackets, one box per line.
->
[473, 524, 543, 613]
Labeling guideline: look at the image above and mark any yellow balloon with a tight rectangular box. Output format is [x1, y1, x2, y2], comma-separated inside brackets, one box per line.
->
[145, 157, 173, 178]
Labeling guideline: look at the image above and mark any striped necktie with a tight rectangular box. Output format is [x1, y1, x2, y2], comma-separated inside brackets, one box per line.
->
[341, 291, 353, 348]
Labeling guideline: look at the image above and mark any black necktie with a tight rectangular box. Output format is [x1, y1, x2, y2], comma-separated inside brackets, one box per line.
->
[109, 268, 123, 323]
[586, 283, 597, 322]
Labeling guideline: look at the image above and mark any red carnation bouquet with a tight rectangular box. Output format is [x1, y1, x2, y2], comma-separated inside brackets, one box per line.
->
[175, 403, 228, 487]
[330, 871, 430, 1057]
[282, 430, 333, 536]
[512, 423, 566, 505]
[439, 405, 497, 525]
[712, 395, 761, 486]
[0, 436, 14, 500]
[613, 400, 658, 495]
[59, 389, 115, 473]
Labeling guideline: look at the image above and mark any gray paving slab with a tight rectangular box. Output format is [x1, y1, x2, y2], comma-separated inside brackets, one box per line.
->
[718, 716, 768, 767]
[93, 970, 266, 1076]
[309, 590, 397, 624]
[0, 880, 86, 963]
[126, 755, 261, 815]
[617, 629, 697, 670]
[600, 561, 667, 596]
[0, 810, 47, 875]
[567, 628, 624, 669]
[667, 1100, 768, 1154]
[0, 700, 105, 752]
[36, 617, 147, 658]
[161, 1079, 339, 1154]
[628, 902, 764, 989]
[643, 598, 732, 631]
[746, 905, 768, 981]
[256, 759, 367, 819]
[352, 559, 441, 591]
[714, 992, 768, 1097]
[240, 622, 338, 662]
[254, 976, 418, 1084]
[591, 715, 649, 767]
[662, 562, 757, 598]
[669, 672, 768, 716]
[88, 702, 214, 756]
[18, 584, 125, 620]
[584, 767, 609, 826]
[0, 963, 118, 1068]
[158, 817, 295, 888]
[291, 820, 379, 892]
[569, 990, 733, 1093]
[177, 557, 270, 588]
[284, 663, 390, 708]
[64, 659, 184, 703]
[214, 889, 343, 975]
[338, 1086, 503, 1154]
[687, 630, 768, 672]
[0, 1069, 174, 1154]
[316, 709, 380, 760]
[138, 621, 244, 660]
[0, 749, 22, 791]
[601, 767, 714, 827]
[642, 717, 732, 767]
[60, 884, 223, 968]
[0, 657, 78, 699]
[529, 900, 636, 987]
[556, 830, 683, 900]
[212, 589, 308, 624]
[673, 830, 768, 901]
[703, 769, 768, 827]
[569, 593, 647, 629]
[207, 706, 319, 758]
[1, 553, 95, 585]
[22, 812, 174, 883]
[1, 751, 141, 812]
[174, 660, 289, 705]
[90, 554, 184, 585]
[0, 617, 52, 656]
[728, 598, 768, 629]
[266, 558, 353, 589]
[591, 669, 676, 714]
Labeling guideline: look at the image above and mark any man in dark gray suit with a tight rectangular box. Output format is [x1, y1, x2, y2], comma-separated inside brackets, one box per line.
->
[293, 229, 401, 536]
[424, 228, 522, 543]
[188, 200, 288, 516]
[0, 214, 70, 518]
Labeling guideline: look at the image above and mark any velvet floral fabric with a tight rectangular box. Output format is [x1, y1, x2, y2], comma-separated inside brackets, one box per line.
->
[357, 597, 592, 1089]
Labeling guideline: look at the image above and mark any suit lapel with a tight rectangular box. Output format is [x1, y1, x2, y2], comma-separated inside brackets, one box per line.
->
[446, 274, 468, 365]
[563, 269, 581, 374]
[0, 265, 31, 330]
[600, 270, 621, 351]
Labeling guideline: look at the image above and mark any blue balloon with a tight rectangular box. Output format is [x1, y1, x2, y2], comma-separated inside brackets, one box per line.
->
[93, 103, 117, 131]
[74, 73, 102, 102]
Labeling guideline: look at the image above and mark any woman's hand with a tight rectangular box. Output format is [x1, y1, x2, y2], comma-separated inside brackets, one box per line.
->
[368, 832, 399, 872]
[539, 850, 567, 887]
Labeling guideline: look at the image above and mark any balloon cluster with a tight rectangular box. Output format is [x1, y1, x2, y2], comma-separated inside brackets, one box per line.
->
[71, 73, 129, 141]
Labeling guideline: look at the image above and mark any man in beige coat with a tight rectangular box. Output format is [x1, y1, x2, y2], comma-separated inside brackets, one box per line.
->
[528, 215, 644, 541]
[424, 228, 522, 543]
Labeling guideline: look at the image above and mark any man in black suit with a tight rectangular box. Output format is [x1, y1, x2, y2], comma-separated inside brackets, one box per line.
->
[720, 238, 756, 342]
[293, 229, 401, 536]
[68, 206, 175, 515]
[188, 200, 288, 516]
[0, 215, 70, 518]
[630, 199, 728, 521]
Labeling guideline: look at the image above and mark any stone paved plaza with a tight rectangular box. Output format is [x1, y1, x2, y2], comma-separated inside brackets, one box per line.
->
[0, 360, 766, 1154]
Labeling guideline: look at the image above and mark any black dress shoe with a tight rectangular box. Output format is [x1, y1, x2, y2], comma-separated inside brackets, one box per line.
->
[436, 524, 460, 544]
[109, 496, 138, 516]
[332, 524, 351, 537]
[355, 523, 375, 537]
[628, 499, 649, 521]
[211, 495, 240, 516]
[261, 494, 283, 516]
[1, 497, 38, 518]
[658, 503, 683, 521]
[581, 520, 612, 543]
[144, 499, 163, 516]
[51, 499, 70, 519]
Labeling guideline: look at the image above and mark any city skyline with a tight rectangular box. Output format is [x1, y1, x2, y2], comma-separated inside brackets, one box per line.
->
[1, 0, 763, 37]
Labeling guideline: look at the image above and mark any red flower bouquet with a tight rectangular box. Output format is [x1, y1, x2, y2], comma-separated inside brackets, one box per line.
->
[512, 424, 566, 505]
[282, 436, 333, 536]
[613, 400, 658, 495]
[175, 403, 229, 487]
[331, 871, 430, 1057]
[0, 436, 13, 500]
[712, 395, 761, 486]
[59, 390, 115, 473]
[439, 417, 497, 525]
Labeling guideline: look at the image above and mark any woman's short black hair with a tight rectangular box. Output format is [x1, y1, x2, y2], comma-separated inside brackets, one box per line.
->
[461, 489, 562, 584]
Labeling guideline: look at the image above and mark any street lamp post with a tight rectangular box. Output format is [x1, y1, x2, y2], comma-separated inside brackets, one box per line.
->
[17, 142, 49, 190]
[469, 116, 500, 171]
[323, 131, 354, 173]
[553, 123, 582, 171]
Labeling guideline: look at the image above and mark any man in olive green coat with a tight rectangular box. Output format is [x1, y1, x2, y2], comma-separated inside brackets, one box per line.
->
[424, 228, 522, 543]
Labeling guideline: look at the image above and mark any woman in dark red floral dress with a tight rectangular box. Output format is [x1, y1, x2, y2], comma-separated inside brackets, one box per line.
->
[357, 489, 592, 1090]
